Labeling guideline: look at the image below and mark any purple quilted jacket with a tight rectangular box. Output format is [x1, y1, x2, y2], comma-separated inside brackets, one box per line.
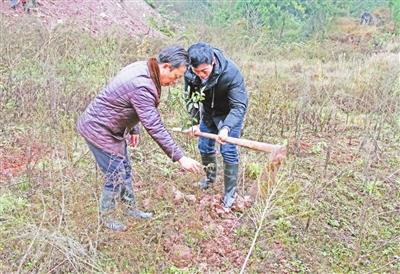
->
[77, 61, 184, 161]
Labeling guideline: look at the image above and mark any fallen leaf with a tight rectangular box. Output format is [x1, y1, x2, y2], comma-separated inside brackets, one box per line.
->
[156, 184, 166, 198]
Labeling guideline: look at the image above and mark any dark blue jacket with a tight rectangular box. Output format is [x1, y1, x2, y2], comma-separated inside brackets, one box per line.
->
[184, 48, 248, 131]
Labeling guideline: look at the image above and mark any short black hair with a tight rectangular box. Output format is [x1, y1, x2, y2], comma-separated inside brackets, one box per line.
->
[188, 42, 214, 68]
[157, 45, 189, 68]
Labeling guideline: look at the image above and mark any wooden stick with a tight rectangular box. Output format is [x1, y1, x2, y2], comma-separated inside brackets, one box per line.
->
[171, 128, 287, 162]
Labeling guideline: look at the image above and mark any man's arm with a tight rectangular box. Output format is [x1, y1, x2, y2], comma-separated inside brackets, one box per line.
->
[129, 87, 184, 162]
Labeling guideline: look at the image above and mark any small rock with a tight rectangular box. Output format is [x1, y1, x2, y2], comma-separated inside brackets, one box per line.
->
[185, 194, 196, 203]
[170, 244, 192, 268]
[172, 186, 185, 203]
[142, 198, 152, 210]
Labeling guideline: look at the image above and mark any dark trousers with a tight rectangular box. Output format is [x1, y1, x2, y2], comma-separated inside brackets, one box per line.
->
[198, 115, 243, 164]
[86, 141, 132, 192]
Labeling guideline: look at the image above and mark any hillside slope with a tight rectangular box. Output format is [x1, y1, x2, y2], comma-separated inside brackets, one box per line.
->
[0, 0, 160, 36]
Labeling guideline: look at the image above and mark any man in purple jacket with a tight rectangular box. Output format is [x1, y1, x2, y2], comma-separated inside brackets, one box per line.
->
[77, 45, 201, 231]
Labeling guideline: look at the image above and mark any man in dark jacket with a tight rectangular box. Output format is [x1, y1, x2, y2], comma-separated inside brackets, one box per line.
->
[184, 42, 248, 209]
[77, 45, 201, 231]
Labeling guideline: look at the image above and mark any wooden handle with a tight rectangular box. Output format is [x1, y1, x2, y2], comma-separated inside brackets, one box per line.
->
[197, 132, 274, 153]
[171, 128, 287, 161]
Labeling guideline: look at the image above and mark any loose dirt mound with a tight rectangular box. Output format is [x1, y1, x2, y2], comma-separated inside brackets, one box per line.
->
[0, 0, 161, 36]
[162, 187, 253, 269]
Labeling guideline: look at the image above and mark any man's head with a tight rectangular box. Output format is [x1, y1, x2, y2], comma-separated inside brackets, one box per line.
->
[157, 45, 189, 86]
[188, 42, 215, 81]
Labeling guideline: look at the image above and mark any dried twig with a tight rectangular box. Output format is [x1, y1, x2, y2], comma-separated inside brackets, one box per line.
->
[17, 194, 47, 273]
[240, 177, 282, 274]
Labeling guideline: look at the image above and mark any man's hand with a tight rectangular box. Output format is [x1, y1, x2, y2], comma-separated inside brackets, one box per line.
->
[216, 127, 229, 144]
[178, 156, 201, 173]
[185, 125, 200, 138]
[128, 134, 139, 148]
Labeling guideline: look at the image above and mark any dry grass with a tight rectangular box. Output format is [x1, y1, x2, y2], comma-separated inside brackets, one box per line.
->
[0, 16, 399, 273]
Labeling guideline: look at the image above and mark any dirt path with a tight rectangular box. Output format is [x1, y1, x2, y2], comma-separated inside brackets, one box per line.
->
[0, 0, 160, 36]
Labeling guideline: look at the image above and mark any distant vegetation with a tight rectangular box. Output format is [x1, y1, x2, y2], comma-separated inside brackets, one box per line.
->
[0, 0, 399, 273]
[152, 0, 399, 40]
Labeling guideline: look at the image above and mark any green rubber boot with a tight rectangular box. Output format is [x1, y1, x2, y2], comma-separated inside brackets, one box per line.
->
[223, 162, 239, 209]
[121, 184, 153, 219]
[100, 189, 127, 231]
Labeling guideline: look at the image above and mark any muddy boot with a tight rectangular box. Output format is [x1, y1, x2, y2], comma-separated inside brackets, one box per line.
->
[121, 185, 153, 219]
[100, 189, 127, 231]
[199, 154, 217, 189]
[223, 162, 239, 209]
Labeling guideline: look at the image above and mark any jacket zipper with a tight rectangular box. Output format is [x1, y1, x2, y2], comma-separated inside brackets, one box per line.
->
[211, 87, 215, 109]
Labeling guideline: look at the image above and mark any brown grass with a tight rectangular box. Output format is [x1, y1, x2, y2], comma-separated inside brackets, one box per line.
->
[0, 15, 399, 273]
